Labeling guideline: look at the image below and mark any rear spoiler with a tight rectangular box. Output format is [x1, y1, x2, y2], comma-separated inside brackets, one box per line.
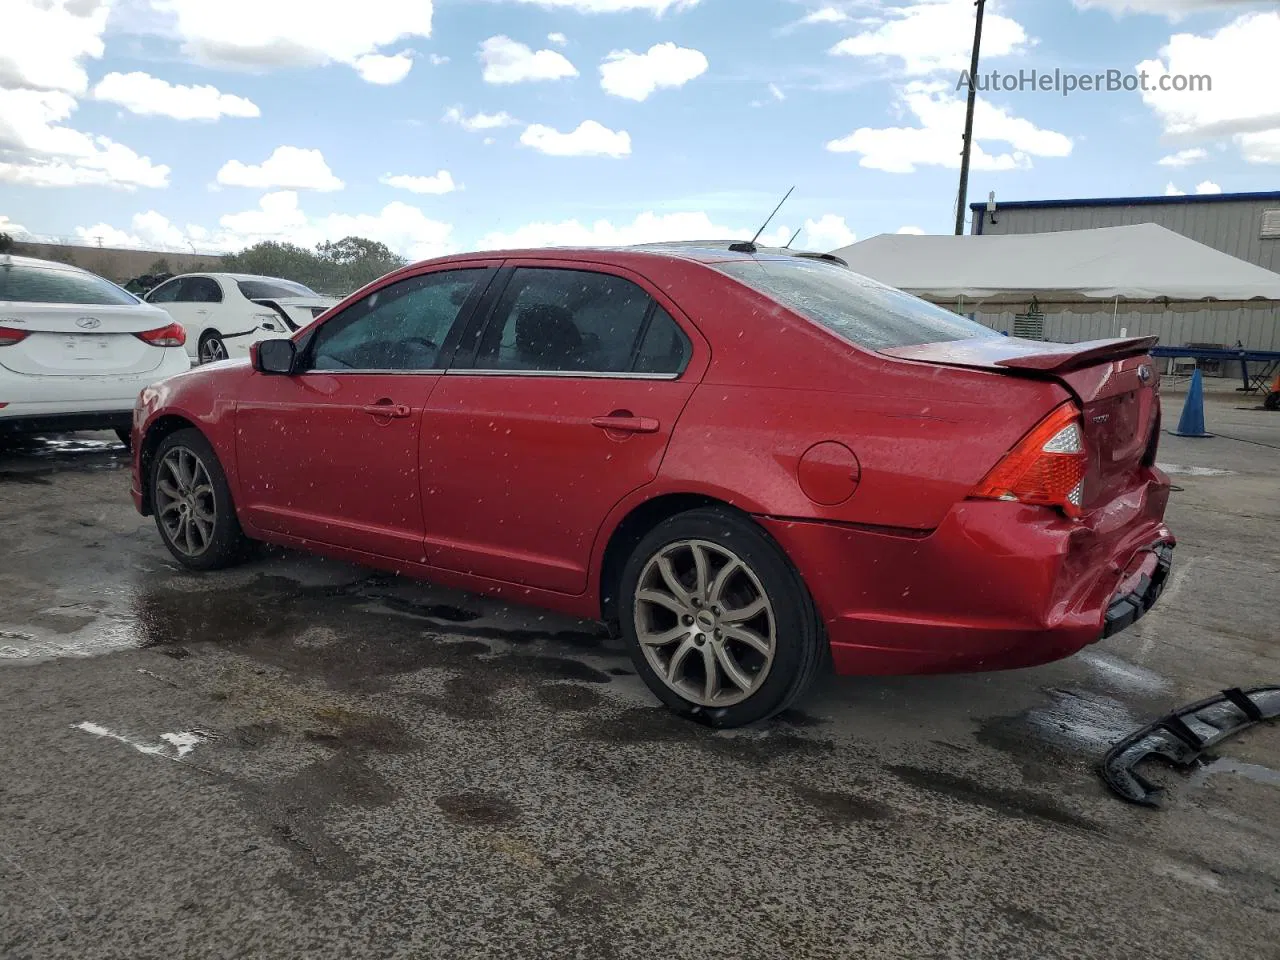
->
[996, 336, 1159, 373]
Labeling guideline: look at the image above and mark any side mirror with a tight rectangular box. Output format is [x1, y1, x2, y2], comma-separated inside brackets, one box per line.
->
[253, 338, 298, 375]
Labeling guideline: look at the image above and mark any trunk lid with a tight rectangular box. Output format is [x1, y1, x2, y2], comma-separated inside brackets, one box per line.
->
[882, 335, 1162, 509]
[0, 302, 175, 377]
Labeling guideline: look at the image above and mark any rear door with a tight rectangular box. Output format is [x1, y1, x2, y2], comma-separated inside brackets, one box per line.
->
[421, 261, 707, 594]
[234, 265, 495, 562]
[146, 276, 222, 357]
[0, 261, 169, 377]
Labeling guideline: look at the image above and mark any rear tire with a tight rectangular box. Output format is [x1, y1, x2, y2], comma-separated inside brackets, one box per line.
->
[114, 427, 132, 451]
[150, 428, 249, 570]
[618, 506, 824, 728]
[1265, 391, 1280, 411]
[198, 331, 228, 364]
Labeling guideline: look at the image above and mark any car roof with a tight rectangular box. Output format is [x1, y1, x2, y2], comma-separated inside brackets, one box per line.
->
[163, 272, 311, 283]
[0, 253, 103, 276]
[409, 243, 846, 270]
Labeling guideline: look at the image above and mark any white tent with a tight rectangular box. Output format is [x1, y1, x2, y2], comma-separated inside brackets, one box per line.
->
[830, 223, 1280, 312]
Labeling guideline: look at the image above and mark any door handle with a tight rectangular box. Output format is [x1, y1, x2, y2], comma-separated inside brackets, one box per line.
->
[591, 414, 660, 434]
[362, 401, 412, 419]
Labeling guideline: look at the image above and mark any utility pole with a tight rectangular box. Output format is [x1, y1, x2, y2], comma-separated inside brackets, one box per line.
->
[954, 0, 986, 235]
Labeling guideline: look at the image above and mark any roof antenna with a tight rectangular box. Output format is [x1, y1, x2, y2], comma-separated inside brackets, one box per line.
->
[730, 186, 795, 254]
[783, 227, 802, 249]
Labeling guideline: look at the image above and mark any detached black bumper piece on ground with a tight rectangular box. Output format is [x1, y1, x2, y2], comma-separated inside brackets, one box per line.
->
[1102, 685, 1280, 807]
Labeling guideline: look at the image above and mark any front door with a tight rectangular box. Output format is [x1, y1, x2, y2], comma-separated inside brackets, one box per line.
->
[422, 262, 705, 594]
[235, 267, 493, 563]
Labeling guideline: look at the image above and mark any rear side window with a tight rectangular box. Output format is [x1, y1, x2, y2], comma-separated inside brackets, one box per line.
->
[177, 277, 223, 303]
[146, 279, 182, 303]
[472, 268, 689, 375]
[715, 258, 996, 350]
[237, 279, 317, 299]
[0, 263, 139, 305]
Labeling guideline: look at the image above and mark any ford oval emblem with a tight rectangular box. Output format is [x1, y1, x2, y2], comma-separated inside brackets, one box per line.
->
[76, 316, 101, 330]
[1137, 364, 1153, 384]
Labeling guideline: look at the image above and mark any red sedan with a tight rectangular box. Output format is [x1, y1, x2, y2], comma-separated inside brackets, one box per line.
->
[131, 245, 1174, 726]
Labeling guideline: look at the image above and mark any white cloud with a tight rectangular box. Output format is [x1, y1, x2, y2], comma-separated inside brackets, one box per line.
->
[153, 0, 434, 83]
[800, 214, 855, 251]
[1157, 147, 1208, 167]
[443, 106, 518, 132]
[0, 0, 110, 95]
[380, 170, 458, 194]
[0, 215, 28, 237]
[479, 36, 578, 85]
[1238, 129, 1280, 164]
[599, 43, 708, 101]
[92, 72, 259, 121]
[548, 32, 569, 46]
[897, 225, 925, 234]
[214, 191, 454, 260]
[520, 120, 631, 157]
[1073, 0, 1256, 19]
[802, 7, 851, 24]
[1165, 182, 1186, 195]
[769, 83, 786, 101]
[429, 54, 450, 65]
[0, 88, 170, 189]
[477, 209, 794, 250]
[830, 0, 1030, 75]
[1138, 12, 1280, 164]
[215, 146, 344, 191]
[73, 210, 208, 250]
[353, 52, 415, 84]
[1195, 179, 1222, 194]
[826, 81, 1071, 173]
[495, 0, 698, 11]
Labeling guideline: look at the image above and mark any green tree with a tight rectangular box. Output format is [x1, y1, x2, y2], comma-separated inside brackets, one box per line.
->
[316, 236, 407, 292]
[222, 236, 407, 296]
[0, 233, 13, 254]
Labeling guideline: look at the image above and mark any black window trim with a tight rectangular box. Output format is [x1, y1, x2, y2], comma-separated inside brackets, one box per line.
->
[294, 265, 500, 376]
[445, 264, 693, 380]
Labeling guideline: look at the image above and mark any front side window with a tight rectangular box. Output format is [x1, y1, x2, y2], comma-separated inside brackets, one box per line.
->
[146, 279, 182, 304]
[309, 269, 482, 371]
[473, 268, 686, 374]
[0, 263, 140, 306]
[177, 277, 223, 303]
[715, 258, 997, 351]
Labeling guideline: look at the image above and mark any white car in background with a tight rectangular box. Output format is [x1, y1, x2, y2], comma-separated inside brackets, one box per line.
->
[0, 255, 190, 444]
[144, 273, 340, 364]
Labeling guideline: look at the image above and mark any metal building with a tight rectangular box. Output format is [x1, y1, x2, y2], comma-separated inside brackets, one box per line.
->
[965, 190, 1280, 354]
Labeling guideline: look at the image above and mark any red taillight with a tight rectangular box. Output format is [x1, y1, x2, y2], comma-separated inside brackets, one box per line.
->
[0, 325, 30, 347]
[971, 403, 1088, 519]
[135, 322, 186, 348]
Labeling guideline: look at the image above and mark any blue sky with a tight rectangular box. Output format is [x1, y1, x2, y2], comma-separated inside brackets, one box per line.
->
[0, 0, 1276, 259]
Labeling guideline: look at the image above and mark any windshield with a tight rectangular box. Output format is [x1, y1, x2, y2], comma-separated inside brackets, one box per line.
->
[236, 278, 319, 300]
[0, 262, 141, 305]
[716, 258, 996, 350]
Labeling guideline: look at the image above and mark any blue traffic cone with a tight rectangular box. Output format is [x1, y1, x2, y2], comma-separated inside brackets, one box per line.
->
[1172, 368, 1212, 438]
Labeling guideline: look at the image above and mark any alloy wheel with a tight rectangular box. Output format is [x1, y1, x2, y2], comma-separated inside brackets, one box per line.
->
[633, 539, 777, 707]
[155, 445, 217, 558]
[200, 337, 227, 363]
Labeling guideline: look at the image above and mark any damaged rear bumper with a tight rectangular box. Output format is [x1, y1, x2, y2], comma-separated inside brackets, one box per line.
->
[1101, 686, 1280, 807]
[1103, 542, 1174, 638]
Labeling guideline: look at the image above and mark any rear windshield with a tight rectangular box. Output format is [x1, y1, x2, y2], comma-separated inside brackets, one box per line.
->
[0, 262, 140, 306]
[237, 279, 317, 300]
[715, 258, 996, 350]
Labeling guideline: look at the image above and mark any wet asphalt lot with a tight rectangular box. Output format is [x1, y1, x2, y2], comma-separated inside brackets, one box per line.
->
[1, 390, 1278, 960]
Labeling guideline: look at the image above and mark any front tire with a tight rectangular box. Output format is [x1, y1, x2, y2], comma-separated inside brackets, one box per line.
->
[198, 331, 228, 364]
[150, 428, 249, 570]
[618, 507, 823, 727]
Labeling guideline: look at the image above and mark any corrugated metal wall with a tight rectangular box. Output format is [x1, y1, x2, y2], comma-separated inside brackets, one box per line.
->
[973, 305, 1280, 352]
[975, 199, 1280, 271]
